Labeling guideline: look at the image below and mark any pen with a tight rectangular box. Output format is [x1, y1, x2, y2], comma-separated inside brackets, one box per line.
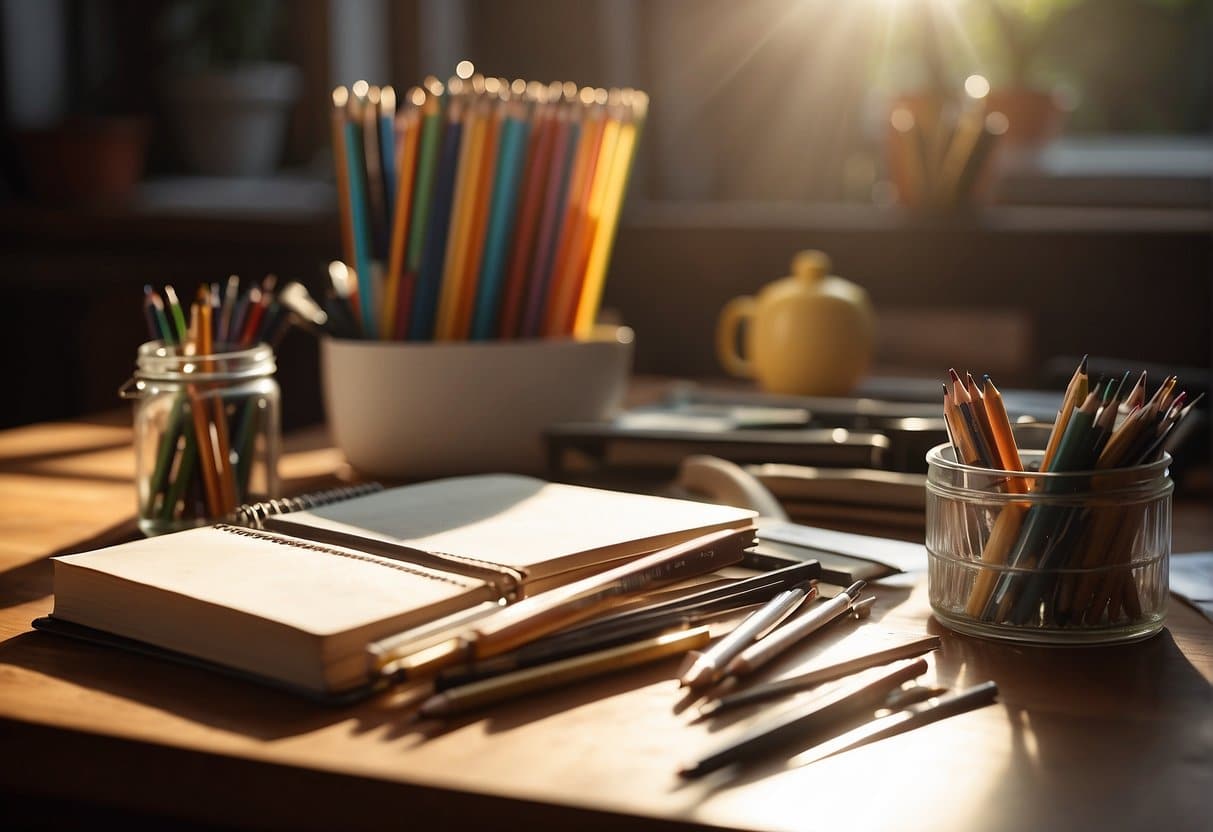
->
[679, 581, 817, 690]
[721, 581, 866, 680]
[698, 633, 940, 717]
[418, 626, 711, 719]
[677, 657, 929, 779]
[793, 681, 999, 766]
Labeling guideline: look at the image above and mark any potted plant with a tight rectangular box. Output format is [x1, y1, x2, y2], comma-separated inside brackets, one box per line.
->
[157, 0, 301, 176]
[970, 0, 1076, 149]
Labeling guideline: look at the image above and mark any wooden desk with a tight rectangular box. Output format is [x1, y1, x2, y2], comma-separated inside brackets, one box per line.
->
[2, 415, 1211, 831]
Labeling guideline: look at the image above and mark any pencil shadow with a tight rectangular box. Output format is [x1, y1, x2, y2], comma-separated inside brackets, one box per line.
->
[0, 630, 370, 740]
[668, 709, 879, 795]
[479, 659, 686, 735]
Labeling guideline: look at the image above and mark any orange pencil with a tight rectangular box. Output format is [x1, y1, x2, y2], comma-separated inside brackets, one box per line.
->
[196, 287, 237, 513]
[330, 87, 356, 269]
[452, 89, 506, 340]
[185, 296, 222, 516]
[548, 90, 620, 336]
[382, 89, 424, 339]
[981, 375, 1026, 493]
[542, 92, 606, 336]
[573, 91, 645, 337]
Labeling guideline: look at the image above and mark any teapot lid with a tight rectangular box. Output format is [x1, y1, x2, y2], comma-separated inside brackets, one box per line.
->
[791, 249, 830, 281]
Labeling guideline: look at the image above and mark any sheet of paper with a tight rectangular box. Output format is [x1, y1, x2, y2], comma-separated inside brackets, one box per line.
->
[757, 519, 929, 576]
[1170, 552, 1213, 624]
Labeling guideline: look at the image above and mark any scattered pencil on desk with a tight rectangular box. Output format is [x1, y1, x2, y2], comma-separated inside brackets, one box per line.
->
[416, 626, 711, 719]
[678, 657, 929, 779]
[327, 64, 647, 343]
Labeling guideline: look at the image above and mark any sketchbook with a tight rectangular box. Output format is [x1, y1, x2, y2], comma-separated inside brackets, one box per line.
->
[45, 474, 756, 696]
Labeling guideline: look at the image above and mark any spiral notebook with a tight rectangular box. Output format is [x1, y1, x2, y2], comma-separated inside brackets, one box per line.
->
[43, 474, 756, 698]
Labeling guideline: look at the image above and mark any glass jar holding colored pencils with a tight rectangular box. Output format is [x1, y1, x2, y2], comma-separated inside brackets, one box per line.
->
[925, 362, 1197, 645]
[121, 283, 282, 536]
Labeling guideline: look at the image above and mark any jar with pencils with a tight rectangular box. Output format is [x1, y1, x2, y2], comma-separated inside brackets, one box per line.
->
[121, 341, 281, 536]
[925, 365, 1191, 644]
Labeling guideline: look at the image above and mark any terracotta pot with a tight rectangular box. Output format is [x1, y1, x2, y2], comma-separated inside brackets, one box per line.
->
[983, 86, 1067, 148]
[18, 116, 150, 203]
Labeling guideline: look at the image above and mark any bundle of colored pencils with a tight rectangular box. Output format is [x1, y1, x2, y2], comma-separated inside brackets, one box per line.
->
[138, 279, 286, 526]
[942, 359, 1200, 628]
[888, 100, 1007, 210]
[329, 67, 648, 342]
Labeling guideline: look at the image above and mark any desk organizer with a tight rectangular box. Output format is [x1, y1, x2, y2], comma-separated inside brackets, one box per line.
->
[925, 444, 1170, 644]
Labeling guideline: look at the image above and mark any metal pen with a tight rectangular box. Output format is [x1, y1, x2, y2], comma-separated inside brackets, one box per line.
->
[679, 581, 817, 690]
[721, 580, 866, 680]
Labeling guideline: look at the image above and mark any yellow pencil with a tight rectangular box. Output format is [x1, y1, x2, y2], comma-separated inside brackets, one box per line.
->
[382, 89, 424, 339]
[453, 89, 506, 340]
[573, 92, 644, 337]
[433, 93, 483, 341]
[1041, 355, 1088, 472]
[548, 90, 619, 336]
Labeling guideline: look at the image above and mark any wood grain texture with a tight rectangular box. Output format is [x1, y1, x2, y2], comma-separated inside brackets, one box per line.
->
[1, 414, 1210, 831]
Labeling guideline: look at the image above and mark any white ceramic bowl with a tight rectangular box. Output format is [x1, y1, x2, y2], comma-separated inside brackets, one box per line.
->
[320, 328, 633, 479]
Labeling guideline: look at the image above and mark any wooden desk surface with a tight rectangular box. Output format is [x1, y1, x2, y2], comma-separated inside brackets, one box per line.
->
[2, 415, 1211, 831]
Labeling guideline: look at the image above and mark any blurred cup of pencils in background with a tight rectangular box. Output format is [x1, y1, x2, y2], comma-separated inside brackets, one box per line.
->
[885, 80, 1009, 212]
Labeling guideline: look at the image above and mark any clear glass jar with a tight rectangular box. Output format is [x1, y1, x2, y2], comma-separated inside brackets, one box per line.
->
[925, 443, 1171, 645]
[120, 341, 281, 536]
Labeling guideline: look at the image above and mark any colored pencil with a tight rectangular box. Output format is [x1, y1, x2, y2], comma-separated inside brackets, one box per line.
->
[409, 95, 466, 340]
[573, 92, 646, 337]
[325, 68, 645, 341]
[471, 97, 532, 339]
[498, 97, 559, 338]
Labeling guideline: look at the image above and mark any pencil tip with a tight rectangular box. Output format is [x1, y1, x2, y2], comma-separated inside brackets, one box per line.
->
[948, 368, 961, 383]
[1079, 354, 1088, 374]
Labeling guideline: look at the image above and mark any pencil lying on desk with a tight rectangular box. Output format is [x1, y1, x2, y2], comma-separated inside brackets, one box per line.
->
[378, 527, 755, 680]
[417, 626, 711, 719]
[678, 658, 929, 779]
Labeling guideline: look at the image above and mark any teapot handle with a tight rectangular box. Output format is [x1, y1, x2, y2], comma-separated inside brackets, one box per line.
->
[716, 296, 756, 379]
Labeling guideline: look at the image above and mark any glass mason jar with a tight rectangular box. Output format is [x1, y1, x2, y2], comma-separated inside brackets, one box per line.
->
[925, 443, 1171, 645]
[120, 342, 281, 536]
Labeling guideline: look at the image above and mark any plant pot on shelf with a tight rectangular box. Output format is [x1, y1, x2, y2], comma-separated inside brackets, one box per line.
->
[163, 61, 301, 177]
[17, 116, 150, 204]
[983, 86, 1069, 167]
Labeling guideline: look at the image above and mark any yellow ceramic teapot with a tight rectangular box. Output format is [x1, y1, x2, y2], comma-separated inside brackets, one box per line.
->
[715, 250, 875, 396]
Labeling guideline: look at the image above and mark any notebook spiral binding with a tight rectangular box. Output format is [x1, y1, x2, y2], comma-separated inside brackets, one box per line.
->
[214, 523, 477, 588]
[233, 482, 386, 529]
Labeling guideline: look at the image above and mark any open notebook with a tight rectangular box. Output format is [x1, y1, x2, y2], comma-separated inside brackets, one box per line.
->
[45, 474, 756, 698]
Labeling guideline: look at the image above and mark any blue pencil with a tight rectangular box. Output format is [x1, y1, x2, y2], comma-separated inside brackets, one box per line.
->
[379, 85, 398, 232]
[344, 86, 376, 338]
[471, 106, 532, 340]
[409, 99, 465, 340]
